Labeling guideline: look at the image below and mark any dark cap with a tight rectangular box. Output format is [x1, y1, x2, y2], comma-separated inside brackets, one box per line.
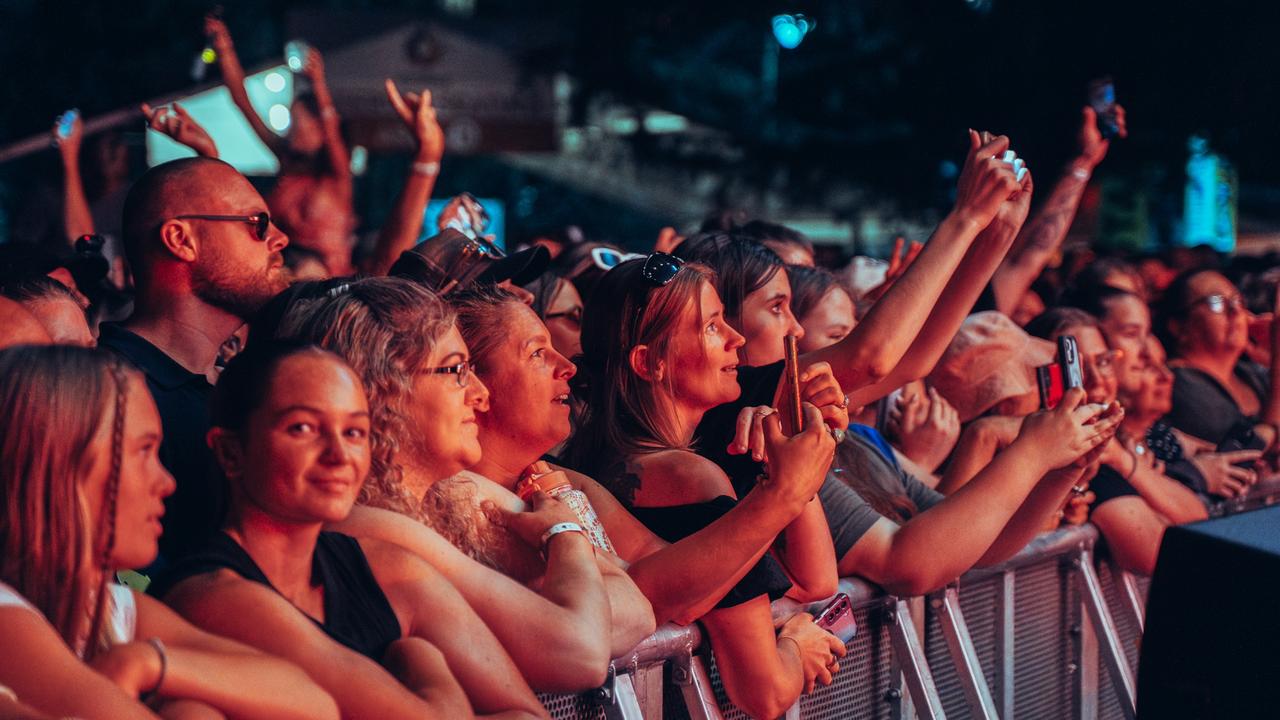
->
[0, 237, 108, 292]
[390, 229, 549, 295]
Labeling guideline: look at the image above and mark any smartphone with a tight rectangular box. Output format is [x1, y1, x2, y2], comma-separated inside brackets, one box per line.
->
[782, 334, 804, 435]
[1037, 335, 1084, 409]
[438, 192, 492, 242]
[56, 109, 78, 140]
[1087, 77, 1121, 140]
[811, 593, 858, 644]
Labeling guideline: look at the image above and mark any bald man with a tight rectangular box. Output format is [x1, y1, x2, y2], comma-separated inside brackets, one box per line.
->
[99, 157, 290, 561]
[0, 297, 53, 350]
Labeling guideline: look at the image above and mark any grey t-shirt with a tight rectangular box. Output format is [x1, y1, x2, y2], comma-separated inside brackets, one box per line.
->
[819, 426, 944, 557]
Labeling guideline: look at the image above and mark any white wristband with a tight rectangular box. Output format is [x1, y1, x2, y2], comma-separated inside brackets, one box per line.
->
[540, 522, 586, 551]
[413, 160, 440, 176]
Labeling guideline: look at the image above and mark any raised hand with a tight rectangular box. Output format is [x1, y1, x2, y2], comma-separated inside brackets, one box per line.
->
[204, 13, 233, 54]
[1015, 388, 1122, 470]
[761, 403, 837, 505]
[385, 79, 444, 164]
[952, 130, 1024, 232]
[1078, 104, 1128, 170]
[51, 110, 82, 164]
[889, 386, 961, 473]
[141, 102, 218, 158]
[654, 226, 682, 254]
[862, 237, 923, 305]
[302, 47, 328, 87]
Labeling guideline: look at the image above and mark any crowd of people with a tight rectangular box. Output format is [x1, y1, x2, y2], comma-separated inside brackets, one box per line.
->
[1, 15, 1278, 720]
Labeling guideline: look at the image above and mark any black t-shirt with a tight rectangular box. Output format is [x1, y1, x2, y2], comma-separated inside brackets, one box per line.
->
[151, 531, 402, 661]
[98, 324, 225, 563]
[1088, 465, 1140, 512]
[1168, 361, 1269, 446]
[694, 362, 786, 497]
[630, 496, 792, 609]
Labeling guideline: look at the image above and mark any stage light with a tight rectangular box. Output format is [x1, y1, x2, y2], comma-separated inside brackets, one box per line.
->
[771, 14, 814, 50]
[268, 104, 291, 132]
[264, 72, 286, 93]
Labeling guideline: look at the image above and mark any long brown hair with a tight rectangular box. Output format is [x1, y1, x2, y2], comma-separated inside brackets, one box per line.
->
[563, 259, 714, 479]
[0, 346, 129, 659]
[275, 277, 455, 518]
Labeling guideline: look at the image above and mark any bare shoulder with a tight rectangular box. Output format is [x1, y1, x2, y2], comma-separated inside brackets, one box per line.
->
[630, 449, 738, 505]
[356, 535, 441, 584]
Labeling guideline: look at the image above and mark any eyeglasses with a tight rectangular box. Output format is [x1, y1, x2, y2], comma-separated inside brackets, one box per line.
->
[591, 246, 645, 271]
[1189, 293, 1245, 315]
[640, 252, 684, 287]
[173, 212, 272, 241]
[425, 361, 475, 388]
[545, 307, 583, 327]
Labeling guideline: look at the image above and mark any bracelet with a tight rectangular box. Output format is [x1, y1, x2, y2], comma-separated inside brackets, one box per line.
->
[1124, 449, 1139, 482]
[777, 634, 803, 658]
[143, 637, 168, 700]
[540, 522, 586, 552]
[412, 160, 440, 176]
[1069, 164, 1092, 182]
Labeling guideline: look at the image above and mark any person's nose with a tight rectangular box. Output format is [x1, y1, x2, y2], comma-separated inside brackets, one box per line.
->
[552, 350, 577, 381]
[319, 427, 351, 465]
[726, 322, 746, 352]
[468, 373, 491, 413]
[784, 304, 805, 339]
[265, 220, 289, 253]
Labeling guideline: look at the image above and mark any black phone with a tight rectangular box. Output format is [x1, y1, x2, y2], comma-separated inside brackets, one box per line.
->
[1087, 77, 1121, 140]
[1037, 335, 1084, 410]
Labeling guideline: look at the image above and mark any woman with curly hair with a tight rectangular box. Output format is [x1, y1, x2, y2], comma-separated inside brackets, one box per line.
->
[274, 276, 654, 691]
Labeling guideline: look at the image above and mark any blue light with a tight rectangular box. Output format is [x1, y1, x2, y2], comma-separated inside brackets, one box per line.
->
[771, 14, 813, 50]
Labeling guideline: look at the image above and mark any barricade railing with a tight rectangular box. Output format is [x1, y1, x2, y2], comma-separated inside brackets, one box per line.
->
[537, 481, 1280, 719]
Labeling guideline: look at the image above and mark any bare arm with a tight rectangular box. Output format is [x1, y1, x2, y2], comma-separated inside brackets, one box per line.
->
[596, 558, 658, 656]
[363, 540, 548, 719]
[775, 496, 839, 602]
[1121, 453, 1208, 524]
[1090, 497, 1170, 575]
[0, 608, 158, 720]
[806, 132, 1020, 398]
[54, 114, 94, 245]
[334, 504, 613, 692]
[132, 592, 338, 720]
[367, 81, 444, 276]
[991, 105, 1127, 313]
[163, 572, 470, 720]
[205, 15, 285, 156]
[840, 391, 1117, 595]
[301, 50, 353, 189]
[141, 103, 219, 159]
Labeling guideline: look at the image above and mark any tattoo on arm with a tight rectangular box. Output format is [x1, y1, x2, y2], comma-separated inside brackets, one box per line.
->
[1016, 174, 1090, 258]
[602, 460, 644, 508]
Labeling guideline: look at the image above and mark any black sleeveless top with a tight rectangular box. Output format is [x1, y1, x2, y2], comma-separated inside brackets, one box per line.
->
[152, 531, 402, 660]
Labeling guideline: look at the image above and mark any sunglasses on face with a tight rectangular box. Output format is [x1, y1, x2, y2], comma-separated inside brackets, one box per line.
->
[1189, 293, 1245, 315]
[173, 212, 272, 241]
[425, 361, 475, 388]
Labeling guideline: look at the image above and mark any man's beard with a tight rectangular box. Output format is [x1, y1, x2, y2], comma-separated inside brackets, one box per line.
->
[192, 253, 287, 319]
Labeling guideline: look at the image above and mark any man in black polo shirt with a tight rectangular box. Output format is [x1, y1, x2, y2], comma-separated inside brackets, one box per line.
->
[100, 157, 290, 562]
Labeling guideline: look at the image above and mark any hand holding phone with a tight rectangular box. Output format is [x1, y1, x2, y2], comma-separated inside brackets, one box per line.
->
[1087, 77, 1122, 140]
[782, 334, 804, 436]
[810, 593, 858, 644]
[1037, 335, 1084, 410]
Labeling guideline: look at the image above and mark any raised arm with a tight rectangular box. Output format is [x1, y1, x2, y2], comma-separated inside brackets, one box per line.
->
[130, 592, 339, 720]
[205, 15, 286, 156]
[990, 105, 1128, 313]
[335, 503, 614, 692]
[141, 103, 219, 159]
[852, 160, 1034, 403]
[0, 607, 158, 720]
[300, 50, 353, 190]
[163, 572, 471, 720]
[366, 80, 445, 275]
[839, 390, 1118, 595]
[53, 112, 94, 245]
[363, 540, 548, 719]
[806, 132, 1021, 397]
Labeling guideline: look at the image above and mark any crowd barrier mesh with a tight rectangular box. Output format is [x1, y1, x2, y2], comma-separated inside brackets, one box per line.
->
[532, 481, 1280, 719]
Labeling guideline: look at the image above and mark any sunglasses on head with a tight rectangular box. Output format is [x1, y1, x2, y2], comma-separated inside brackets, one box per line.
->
[640, 252, 684, 287]
[591, 246, 645, 271]
[173, 211, 272, 241]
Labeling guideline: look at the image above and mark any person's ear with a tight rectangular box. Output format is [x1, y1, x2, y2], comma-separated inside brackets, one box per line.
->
[628, 344, 666, 383]
[159, 220, 199, 263]
[207, 427, 245, 479]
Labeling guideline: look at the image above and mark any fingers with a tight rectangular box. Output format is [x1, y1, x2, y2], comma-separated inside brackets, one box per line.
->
[1114, 104, 1128, 139]
[1058, 387, 1087, 414]
[384, 79, 414, 125]
[1226, 464, 1258, 486]
[750, 411, 768, 462]
[729, 406, 756, 456]
[976, 133, 1011, 160]
[1218, 449, 1263, 465]
[968, 128, 981, 151]
[1081, 105, 1098, 128]
[887, 236, 905, 274]
[800, 402, 827, 438]
[798, 361, 833, 384]
[904, 241, 924, 267]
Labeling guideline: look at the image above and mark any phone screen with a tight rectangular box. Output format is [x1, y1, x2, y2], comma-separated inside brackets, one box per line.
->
[1087, 77, 1121, 140]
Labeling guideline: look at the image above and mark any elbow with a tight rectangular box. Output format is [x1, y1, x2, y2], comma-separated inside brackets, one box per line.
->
[789, 576, 839, 604]
[732, 682, 798, 720]
[539, 637, 612, 692]
[882, 572, 949, 598]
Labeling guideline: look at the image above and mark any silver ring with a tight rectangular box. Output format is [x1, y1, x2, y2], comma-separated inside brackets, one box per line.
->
[837, 394, 850, 410]
[829, 427, 846, 443]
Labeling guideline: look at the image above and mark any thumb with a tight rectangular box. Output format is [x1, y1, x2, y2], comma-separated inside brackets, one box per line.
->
[968, 128, 981, 152]
[1058, 386, 1087, 414]
[1081, 105, 1098, 126]
[763, 410, 787, 445]
[480, 499, 506, 526]
[800, 402, 825, 436]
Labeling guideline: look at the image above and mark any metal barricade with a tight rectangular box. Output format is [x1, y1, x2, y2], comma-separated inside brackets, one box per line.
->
[536, 482, 1280, 719]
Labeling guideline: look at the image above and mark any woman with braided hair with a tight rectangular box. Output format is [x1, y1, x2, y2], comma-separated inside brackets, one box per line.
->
[0, 345, 337, 720]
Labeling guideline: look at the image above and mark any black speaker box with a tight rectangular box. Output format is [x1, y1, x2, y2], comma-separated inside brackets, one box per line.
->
[1137, 504, 1280, 718]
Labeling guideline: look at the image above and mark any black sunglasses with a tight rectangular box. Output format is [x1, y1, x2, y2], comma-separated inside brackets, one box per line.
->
[173, 212, 272, 241]
[640, 252, 684, 287]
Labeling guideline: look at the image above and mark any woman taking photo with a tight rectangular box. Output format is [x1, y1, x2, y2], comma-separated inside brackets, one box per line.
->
[0, 345, 337, 720]
[276, 277, 655, 692]
[153, 340, 547, 718]
[563, 255, 844, 719]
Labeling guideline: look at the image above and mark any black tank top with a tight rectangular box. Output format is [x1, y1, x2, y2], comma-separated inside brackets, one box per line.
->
[151, 531, 402, 660]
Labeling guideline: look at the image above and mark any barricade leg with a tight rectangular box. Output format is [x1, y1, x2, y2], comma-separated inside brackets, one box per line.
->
[1074, 551, 1136, 720]
[673, 655, 725, 720]
[1109, 562, 1145, 633]
[888, 598, 947, 720]
[993, 570, 1015, 720]
[930, 585, 999, 719]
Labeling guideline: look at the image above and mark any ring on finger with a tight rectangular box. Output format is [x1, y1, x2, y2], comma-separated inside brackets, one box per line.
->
[837, 394, 850, 410]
